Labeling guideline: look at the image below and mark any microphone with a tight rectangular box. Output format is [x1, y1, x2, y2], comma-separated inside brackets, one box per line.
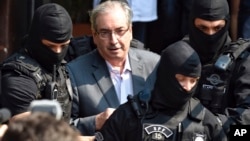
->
[0, 108, 11, 123]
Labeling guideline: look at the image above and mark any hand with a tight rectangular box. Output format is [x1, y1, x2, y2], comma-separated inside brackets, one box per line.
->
[10, 112, 31, 121]
[0, 124, 8, 141]
[95, 108, 115, 130]
[78, 136, 95, 141]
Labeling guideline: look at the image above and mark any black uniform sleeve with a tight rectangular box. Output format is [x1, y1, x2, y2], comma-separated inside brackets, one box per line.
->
[1, 70, 37, 116]
[222, 55, 250, 132]
[203, 109, 228, 141]
[96, 103, 141, 141]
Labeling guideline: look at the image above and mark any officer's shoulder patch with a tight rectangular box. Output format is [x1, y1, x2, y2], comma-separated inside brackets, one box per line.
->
[143, 123, 173, 140]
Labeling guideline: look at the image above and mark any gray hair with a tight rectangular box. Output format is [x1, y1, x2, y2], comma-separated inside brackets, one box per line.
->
[90, 1, 133, 31]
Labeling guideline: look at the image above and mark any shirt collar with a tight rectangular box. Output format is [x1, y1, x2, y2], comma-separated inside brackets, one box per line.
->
[106, 55, 131, 73]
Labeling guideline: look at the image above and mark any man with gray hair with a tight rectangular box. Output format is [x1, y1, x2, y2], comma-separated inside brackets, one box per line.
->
[67, 1, 160, 136]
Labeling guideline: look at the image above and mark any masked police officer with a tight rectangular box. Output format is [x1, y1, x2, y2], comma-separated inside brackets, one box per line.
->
[186, 0, 250, 134]
[0, 3, 73, 122]
[95, 41, 227, 141]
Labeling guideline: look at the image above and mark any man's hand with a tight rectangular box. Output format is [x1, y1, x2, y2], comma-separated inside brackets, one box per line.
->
[0, 124, 8, 140]
[11, 112, 31, 121]
[95, 108, 115, 130]
[78, 136, 95, 141]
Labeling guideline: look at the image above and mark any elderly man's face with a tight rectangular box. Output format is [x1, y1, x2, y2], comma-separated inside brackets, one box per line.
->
[93, 6, 132, 66]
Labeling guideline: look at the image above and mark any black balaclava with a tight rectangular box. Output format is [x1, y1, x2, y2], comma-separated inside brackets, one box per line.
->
[26, 3, 72, 72]
[189, 0, 230, 64]
[151, 41, 201, 112]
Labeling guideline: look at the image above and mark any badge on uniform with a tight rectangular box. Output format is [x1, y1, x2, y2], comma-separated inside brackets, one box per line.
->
[142, 123, 173, 140]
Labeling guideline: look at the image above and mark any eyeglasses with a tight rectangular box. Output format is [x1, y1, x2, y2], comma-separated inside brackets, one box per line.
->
[96, 27, 130, 39]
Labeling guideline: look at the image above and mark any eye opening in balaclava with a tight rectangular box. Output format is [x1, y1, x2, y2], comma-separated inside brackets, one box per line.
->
[151, 40, 201, 112]
[26, 3, 72, 72]
[189, 0, 230, 65]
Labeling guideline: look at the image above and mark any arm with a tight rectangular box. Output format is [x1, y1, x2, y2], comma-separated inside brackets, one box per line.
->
[11, 112, 31, 121]
[97, 103, 142, 141]
[203, 110, 228, 141]
[219, 56, 250, 133]
[230, 0, 241, 41]
[67, 64, 97, 135]
[71, 108, 115, 135]
[67, 64, 116, 135]
[1, 70, 37, 116]
[69, 73, 95, 135]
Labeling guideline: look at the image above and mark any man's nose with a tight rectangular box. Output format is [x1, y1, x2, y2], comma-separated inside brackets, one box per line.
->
[110, 32, 119, 44]
[183, 82, 193, 92]
[53, 46, 62, 53]
[206, 29, 217, 35]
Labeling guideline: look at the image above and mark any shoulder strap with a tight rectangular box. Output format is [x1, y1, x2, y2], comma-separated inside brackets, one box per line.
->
[58, 64, 73, 100]
[188, 98, 205, 122]
[227, 38, 250, 60]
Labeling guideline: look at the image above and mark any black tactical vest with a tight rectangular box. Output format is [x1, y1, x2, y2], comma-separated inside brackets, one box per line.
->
[195, 63, 231, 114]
[129, 92, 206, 141]
[1, 49, 73, 122]
[195, 38, 250, 115]
[141, 99, 206, 141]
